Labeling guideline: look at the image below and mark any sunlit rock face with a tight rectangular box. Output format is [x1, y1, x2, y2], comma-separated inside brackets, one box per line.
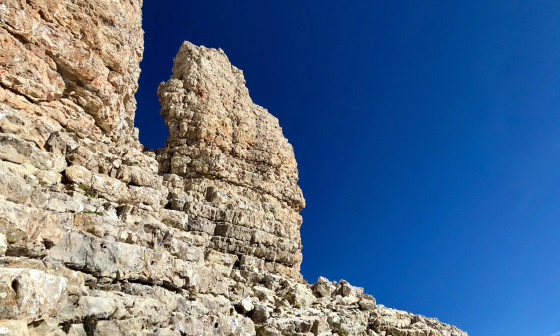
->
[0, 0, 144, 142]
[0, 1, 468, 335]
[157, 42, 305, 280]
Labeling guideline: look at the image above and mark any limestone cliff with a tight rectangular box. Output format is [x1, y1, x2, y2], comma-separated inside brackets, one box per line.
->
[0, 1, 468, 335]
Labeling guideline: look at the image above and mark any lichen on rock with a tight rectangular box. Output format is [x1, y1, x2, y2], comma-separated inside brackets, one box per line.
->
[0, 1, 468, 335]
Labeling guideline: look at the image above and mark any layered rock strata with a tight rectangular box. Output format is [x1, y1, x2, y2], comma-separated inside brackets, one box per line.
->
[157, 42, 305, 280]
[0, 1, 468, 335]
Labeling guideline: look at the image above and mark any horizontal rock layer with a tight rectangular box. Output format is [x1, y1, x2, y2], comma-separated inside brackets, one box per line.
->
[0, 1, 468, 335]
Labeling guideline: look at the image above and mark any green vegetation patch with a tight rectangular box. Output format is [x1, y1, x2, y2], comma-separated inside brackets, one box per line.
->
[255, 326, 271, 336]
[79, 184, 97, 198]
[333, 328, 349, 336]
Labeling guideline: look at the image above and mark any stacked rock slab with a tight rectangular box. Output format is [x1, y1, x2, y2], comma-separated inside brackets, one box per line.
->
[0, 1, 468, 335]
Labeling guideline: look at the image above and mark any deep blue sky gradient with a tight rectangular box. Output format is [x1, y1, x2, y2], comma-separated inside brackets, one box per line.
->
[135, 2, 560, 335]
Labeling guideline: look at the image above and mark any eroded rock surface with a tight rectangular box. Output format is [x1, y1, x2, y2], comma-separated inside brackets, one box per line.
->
[0, 1, 468, 335]
[157, 42, 305, 280]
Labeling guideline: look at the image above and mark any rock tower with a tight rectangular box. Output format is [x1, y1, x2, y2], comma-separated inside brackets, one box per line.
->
[0, 1, 468, 335]
[157, 43, 305, 280]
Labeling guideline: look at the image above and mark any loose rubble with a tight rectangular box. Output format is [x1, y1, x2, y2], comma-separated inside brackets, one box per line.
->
[0, 1, 468, 335]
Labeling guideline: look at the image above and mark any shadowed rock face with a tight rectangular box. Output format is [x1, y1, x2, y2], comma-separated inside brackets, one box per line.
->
[0, 1, 468, 335]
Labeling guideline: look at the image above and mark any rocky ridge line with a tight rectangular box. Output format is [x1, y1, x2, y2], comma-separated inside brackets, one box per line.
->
[0, 1, 468, 335]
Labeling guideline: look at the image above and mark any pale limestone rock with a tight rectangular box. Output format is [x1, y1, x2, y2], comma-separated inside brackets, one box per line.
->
[286, 283, 316, 308]
[28, 318, 67, 336]
[0, 320, 29, 336]
[0, 233, 7, 256]
[253, 285, 276, 304]
[0, 1, 469, 335]
[66, 325, 87, 336]
[205, 250, 238, 275]
[0, 28, 65, 102]
[0, 0, 143, 138]
[78, 296, 117, 319]
[313, 276, 337, 298]
[359, 294, 377, 311]
[0, 268, 67, 320]
[64, 165, 93, 186]
[237, 297, 255, 314]
[161, 210, 189, 230]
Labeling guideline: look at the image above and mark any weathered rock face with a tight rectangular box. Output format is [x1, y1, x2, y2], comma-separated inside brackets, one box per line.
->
[0, 0, 143, 143]
[157, 42, 305, 280]
[0, 1, 468, 335]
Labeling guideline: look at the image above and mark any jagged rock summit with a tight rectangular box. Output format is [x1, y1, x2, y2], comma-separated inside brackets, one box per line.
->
[0, 1, 468, 335]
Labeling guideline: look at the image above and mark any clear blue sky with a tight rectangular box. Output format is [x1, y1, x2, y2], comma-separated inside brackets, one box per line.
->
[135, 1, 560, 335]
